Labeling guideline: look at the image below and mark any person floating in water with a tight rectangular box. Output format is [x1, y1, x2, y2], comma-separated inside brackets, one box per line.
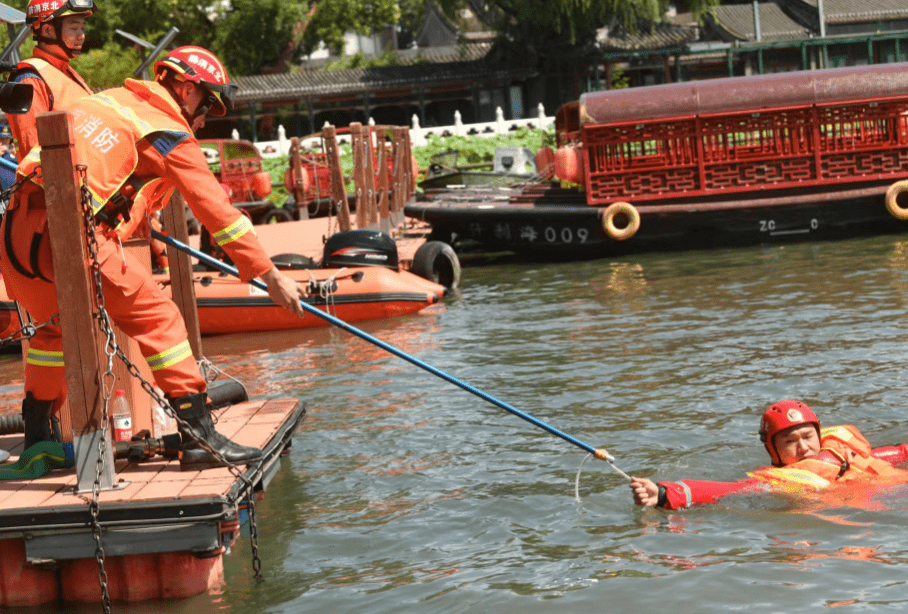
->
[629, 400, 908, 509]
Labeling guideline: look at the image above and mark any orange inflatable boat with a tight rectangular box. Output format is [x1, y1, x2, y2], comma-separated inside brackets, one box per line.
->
[180, 266, 445, 335]
[0, 266, 444, 340]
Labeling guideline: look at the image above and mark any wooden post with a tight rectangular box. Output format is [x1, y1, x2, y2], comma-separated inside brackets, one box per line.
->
[404, 128, 415, 202]
[391, 127, 408, 227]
[160, 191, 203, 360]
[363, 125, 378, 229]
[38, 111, 114, 491]
[377, 130, 390, 235]
[323, 125, 351, 231]
[350, 122, 367, 229]
[288, 137, 309, 220]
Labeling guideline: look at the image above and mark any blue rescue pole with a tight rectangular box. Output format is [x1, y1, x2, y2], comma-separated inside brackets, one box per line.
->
[151, 228, 619, 463]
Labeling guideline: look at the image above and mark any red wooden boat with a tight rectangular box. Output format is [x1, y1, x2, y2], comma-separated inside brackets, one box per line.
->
[407, 63, 908, 259]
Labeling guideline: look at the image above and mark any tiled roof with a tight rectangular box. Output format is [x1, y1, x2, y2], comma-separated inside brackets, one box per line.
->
[393, 42, 492, 64]
[233, 55, 534, 104]
[596, 21, 697, 51]
[798, 0, 908, 23]
[712, 3, 811, 41]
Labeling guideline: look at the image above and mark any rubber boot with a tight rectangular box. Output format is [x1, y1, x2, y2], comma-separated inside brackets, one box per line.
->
[171, 392, 263, 471]
[22, 392, 60, 450]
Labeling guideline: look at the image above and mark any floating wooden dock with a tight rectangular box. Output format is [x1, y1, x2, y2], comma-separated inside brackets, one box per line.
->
[0, 110, 308, 606]
[0, 398, 304, 605]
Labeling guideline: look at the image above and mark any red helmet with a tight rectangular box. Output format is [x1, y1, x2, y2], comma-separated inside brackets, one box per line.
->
[759, 400, 821, 466]
[26, 0, 95, 27]
[154, 46, 237, 117]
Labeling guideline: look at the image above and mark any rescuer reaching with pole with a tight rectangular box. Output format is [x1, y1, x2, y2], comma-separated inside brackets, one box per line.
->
[1, 45, 308, 470]
[629, 400, 908, 509]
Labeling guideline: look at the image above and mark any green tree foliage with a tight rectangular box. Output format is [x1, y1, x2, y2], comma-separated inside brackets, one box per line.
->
[0, 0, 722, 87]
[0, 0, 312, 84]
[301, 0, 425, 56]
[71, 42, 140, 89]
[435, 0, 720, 62]
[210, 0, 309, 76]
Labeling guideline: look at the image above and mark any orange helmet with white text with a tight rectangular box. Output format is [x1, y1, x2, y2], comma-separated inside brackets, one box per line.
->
[26, 0, 95, 58]
[154, 46, 237, 117]
[26, 0, 95, 27]
[759, 400, 821, 466]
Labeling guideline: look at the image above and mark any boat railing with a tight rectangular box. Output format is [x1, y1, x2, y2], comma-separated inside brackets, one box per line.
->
[581, 95, 908, 205]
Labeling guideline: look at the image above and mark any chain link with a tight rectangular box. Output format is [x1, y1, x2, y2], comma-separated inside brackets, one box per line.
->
[79, 165, 114, 614]
[0, 312, 59, 348]
[76, 169, 264, 584]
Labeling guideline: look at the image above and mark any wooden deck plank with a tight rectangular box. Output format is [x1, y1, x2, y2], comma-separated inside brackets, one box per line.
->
[179, 480, 236, 499]
[0, 433, 24, 457]
[0, 480, 70, 509]
[134, 478, 192, 501]
[0, 481, 26, 506]
[0, 398, 301, 514]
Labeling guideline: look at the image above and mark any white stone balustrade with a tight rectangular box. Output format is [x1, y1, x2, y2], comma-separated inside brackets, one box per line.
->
[249, 103, 555, 157]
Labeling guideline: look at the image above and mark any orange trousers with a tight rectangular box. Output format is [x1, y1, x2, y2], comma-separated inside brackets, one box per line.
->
[0, 186, 205, 410]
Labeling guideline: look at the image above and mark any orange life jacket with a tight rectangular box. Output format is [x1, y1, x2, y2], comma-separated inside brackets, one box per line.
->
[16, 57, 93, 111]
[747, 425, 908, 491]
[19, 79, 189, 238]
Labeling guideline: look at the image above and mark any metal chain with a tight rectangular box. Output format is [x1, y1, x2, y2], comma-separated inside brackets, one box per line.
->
[77, 169, 264, 580]
[248, 494, 262, 577]
[0, 312, 59, 348]
[78, 166, 114, 614]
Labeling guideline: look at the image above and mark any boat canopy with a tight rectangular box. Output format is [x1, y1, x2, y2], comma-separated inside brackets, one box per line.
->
[579, 62, 908, 125]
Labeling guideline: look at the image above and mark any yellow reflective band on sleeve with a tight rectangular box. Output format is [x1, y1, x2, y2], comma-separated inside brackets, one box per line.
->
[747, 467, 831, 491]
[26, 348, 64, 368]
[212, 215, 254, 247]
[145, 340, 192, 372]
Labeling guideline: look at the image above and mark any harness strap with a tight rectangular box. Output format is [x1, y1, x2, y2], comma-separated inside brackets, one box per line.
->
[2, 208, 38, 281]
[28, 230, 51, 283]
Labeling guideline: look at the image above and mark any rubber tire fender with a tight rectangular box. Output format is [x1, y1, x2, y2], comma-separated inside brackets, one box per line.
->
[410, 241, 461, 290]
[602, 201, 641, 241]
[885, 180, 908, 220]
[262, 207, 294, 224]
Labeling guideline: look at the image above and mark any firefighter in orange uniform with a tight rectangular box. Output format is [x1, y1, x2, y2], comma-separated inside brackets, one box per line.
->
[1, 46, 307, 470]
[630, 401, 908, 509]
[2, 0, 95, 450]
[7, 0, 95, 159]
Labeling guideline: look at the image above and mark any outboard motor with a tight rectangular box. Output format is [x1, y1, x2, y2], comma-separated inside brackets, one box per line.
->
[322, 230, 399, 270]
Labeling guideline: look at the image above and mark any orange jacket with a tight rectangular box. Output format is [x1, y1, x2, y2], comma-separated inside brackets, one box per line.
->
[19, 79, 273, 282]
[656, 426, 908, 509]
[7, 47, 93, 159]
